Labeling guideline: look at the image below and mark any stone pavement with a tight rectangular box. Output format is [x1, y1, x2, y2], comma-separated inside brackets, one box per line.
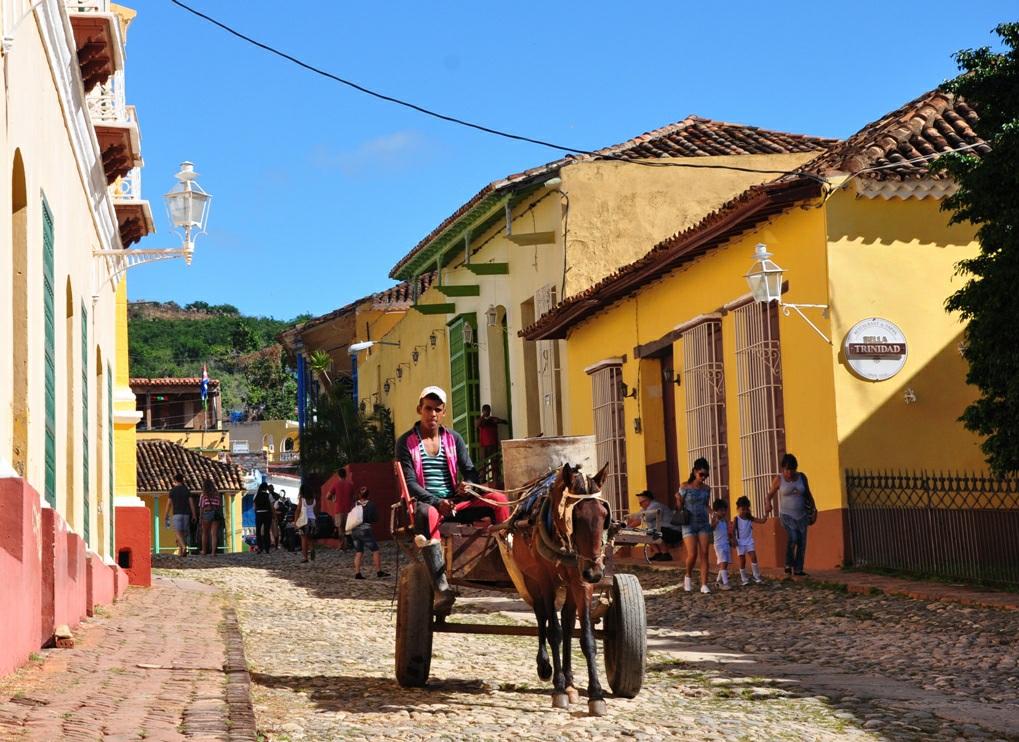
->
[0, 576, 255, 742]
[155, 545, 1018, 742]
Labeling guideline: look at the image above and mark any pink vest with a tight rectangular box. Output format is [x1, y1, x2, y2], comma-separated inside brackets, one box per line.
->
[406, 427, 459, 491]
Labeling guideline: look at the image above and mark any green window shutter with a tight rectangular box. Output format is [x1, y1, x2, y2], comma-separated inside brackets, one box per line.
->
[81, 303, 89, 542]
[107, 364, 114, 556]
[81, 304, 89, 544]
[447, 314, 481, 464]
[42, 197, 56, 508]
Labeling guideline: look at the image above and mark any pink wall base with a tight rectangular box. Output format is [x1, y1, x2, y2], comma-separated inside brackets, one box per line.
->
[114, 505, 151, 587]
[0, 478, 43, 676]
[40, 509, 88, 647]
[86, 552, 115, 614]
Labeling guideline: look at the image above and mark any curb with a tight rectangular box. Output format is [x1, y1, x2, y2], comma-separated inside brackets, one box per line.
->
[221, 607, 259, 741]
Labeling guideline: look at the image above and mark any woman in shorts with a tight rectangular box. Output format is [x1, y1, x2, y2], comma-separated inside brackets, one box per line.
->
[676, 457, 713, 593]
[350, 487, 390, 579]
[198, 478, 222, 556]
[294, 482, 318, 563]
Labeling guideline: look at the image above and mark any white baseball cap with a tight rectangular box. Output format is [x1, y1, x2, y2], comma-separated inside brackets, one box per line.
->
[419, 386, 447, 405]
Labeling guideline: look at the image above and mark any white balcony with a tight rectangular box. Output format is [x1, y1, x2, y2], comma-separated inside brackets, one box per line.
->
[64, 0, 124, 92]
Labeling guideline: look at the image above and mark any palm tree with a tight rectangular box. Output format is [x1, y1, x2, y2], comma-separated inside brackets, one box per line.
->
[300, 386, 394, 476]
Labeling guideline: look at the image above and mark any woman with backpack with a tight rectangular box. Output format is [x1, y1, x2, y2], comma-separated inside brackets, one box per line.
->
[294, 482, 319, 563]
[765, 453, 817, 577]
[198, 478, 223, 556]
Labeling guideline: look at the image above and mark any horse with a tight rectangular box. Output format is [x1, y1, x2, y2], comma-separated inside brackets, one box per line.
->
[510, 462, 613, 716]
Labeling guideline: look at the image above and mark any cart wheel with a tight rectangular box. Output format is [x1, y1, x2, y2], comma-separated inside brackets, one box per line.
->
[603, 573, 646, 698]
[395, 562, 434, 687]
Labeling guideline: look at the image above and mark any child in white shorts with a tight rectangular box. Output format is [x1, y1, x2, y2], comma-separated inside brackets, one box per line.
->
[734, 496, 766, 585]
[709, 499, 732, 590]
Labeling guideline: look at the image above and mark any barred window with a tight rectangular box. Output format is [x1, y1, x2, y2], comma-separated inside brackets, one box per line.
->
[588, 361, 628, 513]
[535, 284, 563, 436]
[683, 319, 729, 504]
[734, 302, 786, 514]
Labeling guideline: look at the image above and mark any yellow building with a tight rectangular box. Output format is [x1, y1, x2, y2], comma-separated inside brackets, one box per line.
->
[523, 89, 985, 571]
[372, 118, 834, 464]
[0, 0, 155, 672]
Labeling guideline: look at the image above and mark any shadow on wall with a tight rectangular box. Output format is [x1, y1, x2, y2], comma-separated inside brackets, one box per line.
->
[827, 196, 974, 249]
[838, 329, 984, 471]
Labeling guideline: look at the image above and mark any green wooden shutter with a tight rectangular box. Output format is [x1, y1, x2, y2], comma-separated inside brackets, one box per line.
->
[107, 364, 114, 555]
[447, 314, 481, 464]
[42, 197, 56, 508]
[81, 304, 90, 543]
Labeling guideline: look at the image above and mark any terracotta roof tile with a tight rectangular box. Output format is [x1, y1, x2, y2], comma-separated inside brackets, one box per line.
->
[136, 439, 244, 493]
[390, 117, 835, 278]
[799, 89, 988, 180]
[130, 377, 220, 388]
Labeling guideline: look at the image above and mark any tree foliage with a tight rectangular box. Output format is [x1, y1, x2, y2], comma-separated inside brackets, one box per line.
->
[128, 300, 303, 418]
[299, 388, 395, 475]
[938, 22, 1019, 475]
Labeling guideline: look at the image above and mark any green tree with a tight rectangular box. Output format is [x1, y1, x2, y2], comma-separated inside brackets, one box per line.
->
[938, 22, 1019, 475]
[242, 345, 297, 420]
[300, 388, 395, 475]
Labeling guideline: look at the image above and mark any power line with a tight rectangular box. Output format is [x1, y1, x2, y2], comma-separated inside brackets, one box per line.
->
[166, 1, 826, 181]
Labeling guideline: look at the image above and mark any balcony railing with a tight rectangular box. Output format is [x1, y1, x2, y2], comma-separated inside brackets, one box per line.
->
[64, 0, 111, 12]
[87, 73, 126, 124]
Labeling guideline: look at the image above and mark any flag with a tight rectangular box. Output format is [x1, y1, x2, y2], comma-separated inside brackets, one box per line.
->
[200, 364, 209, 408]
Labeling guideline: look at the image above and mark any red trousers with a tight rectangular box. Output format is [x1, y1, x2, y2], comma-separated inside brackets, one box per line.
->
[414, 492, 510, 541]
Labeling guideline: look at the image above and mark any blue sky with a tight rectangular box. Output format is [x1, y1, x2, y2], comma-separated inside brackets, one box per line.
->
[125, 1, 1013, 320]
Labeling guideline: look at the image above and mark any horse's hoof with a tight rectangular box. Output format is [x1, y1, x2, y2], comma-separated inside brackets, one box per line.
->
[588, 699, 608, 717]
[537, 660, 552, 681]
[552, 693, 570, 710]
[566, 687, 580, 704]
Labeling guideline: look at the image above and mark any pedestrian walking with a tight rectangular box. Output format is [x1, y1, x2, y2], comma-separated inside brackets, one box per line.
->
[270, 487, 284, 549]
[198, 478, 223, 556]
[676, 457, 712, 594]
[733, 495, 766, 585]
[766, 453, 817, 576]
[349, 486, 390, 579]
[253, 482, 273, 554]
[294, 482, 318, 563]
[162, 473, 196, 557]
[325, 467, 354, 549]
[710, 499, 732, 590]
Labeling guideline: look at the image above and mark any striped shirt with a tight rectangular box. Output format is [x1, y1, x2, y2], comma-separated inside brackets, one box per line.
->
[419, 440, 453, 498]
[199, 491, 221, 511]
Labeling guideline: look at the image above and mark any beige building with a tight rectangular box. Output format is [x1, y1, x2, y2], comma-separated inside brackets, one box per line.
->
[0, 0, 156, 674]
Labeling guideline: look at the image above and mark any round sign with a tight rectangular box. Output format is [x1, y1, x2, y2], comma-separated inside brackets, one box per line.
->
[843, 318, 908, 381]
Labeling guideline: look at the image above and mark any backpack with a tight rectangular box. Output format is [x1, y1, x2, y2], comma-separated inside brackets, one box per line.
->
[801, 473, 818, 526]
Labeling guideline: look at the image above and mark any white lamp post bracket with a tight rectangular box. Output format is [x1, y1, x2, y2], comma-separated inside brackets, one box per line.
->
[92, 161, 211, 298]
[745, 243, 831, 345]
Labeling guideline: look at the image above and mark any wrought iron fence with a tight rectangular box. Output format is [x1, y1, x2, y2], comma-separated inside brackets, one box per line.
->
[846, 469, 1019, 587]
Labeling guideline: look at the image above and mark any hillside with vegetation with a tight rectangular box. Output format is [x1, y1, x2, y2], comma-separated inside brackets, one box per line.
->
[128, 300, 310, 419]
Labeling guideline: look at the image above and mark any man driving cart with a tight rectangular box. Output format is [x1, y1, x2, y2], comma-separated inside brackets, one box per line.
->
[396, 386, 510, 609]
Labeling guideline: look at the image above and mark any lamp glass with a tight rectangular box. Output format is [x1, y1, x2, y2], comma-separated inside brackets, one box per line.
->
[485, 306, 498, 327]
[745, 243, 784, 303]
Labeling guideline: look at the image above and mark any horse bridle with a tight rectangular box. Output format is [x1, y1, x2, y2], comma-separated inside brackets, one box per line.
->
[552, 488, 615, 570]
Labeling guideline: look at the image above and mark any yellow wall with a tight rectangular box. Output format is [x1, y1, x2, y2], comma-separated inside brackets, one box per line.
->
[564, 199, 840, 512]
[560, 154, 820, 296]
[137, 429, 231, 457]
[826, 190, 982, 472]
[141, 490, 244, 553]
[356, 288, 452, 437]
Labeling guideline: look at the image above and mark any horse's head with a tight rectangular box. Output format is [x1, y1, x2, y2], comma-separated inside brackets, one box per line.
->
[552, 462, 611, 584]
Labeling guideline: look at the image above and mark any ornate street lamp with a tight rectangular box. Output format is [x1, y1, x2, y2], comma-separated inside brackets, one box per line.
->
[93, 161, 212, 293]
[745, 243, 830, 344]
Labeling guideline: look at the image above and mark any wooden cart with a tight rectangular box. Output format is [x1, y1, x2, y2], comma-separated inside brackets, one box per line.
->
[390, 462, 647, 698]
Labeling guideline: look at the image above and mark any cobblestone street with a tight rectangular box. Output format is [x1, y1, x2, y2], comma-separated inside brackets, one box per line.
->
[146, 545, 1016, 742]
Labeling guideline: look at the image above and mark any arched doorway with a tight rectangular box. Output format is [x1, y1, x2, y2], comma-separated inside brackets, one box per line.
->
[11, 150, 28, 477]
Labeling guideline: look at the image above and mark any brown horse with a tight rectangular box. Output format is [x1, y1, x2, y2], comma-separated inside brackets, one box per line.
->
[510, 463, 612, 716]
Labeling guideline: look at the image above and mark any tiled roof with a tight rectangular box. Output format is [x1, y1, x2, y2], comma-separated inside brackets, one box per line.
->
[389, 117, 835, 279]
[136, 439, 245, 493]
[521, 178, 822, 340]
[130, 377, 220, 388]
[799, 89, 988, 180]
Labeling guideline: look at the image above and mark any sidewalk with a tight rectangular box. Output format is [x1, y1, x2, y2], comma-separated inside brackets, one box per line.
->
[0, 576, 256, 742]
[616, 555, 1019, 611]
